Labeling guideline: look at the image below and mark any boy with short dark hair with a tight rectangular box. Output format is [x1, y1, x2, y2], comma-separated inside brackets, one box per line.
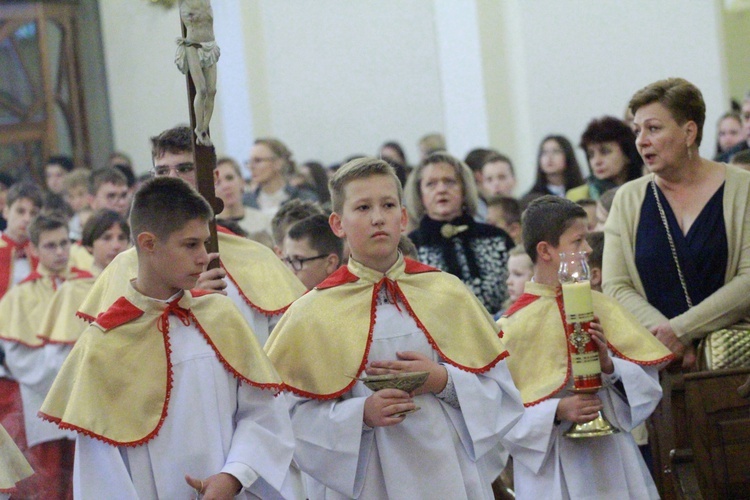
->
[266, 157, 523, 499]
[282, 214, 342, 289]
[87, 167, 129, 217]
[271, 198, 325, 257]
[499, 195, 673, 499]
[40, 177, 295, 499]
[44, 155, 74, 194]
[0, 183, 43, 298]
[77, 126, 306, 346]
[0, 214, 92, 498]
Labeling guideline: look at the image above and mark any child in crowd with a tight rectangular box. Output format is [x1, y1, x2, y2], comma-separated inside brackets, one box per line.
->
[0, 183, 43, 298]
[486, 195, 523, 244]
[44, 155, 74, 195]
[281, 214, 342, 290]
[87, 168, 129, 217]
[266, 157, 524, 499]
[586, 231, 605, 293]
[270, 198, 325, 257]
[77, 126, 305, 346]
[0, 214, 92, 498]
[39, 210, 130, 350]
[62, 168, 91, 240]
[40, 177, 295, 499]
[497, 245, 534, 319]
[521, 136, 584, 207]
[498, 196, 673, 499]
[577, 198, 597, 231]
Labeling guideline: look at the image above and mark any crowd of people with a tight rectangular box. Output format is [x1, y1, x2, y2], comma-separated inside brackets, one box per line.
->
[1, 77, 749, 499]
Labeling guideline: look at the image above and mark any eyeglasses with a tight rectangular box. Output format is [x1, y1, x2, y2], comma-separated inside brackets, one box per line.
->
[282, 254, 327, 271]
[40, 239, 71, 252]
[152, 163, 196, 177]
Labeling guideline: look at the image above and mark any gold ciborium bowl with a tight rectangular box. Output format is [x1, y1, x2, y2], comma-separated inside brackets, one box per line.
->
[360, 371, 429, 393]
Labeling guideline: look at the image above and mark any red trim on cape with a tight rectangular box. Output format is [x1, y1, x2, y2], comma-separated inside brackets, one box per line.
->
[40, 338, 76, 346]
[189, 311, 283, 393]
[94, 297, 145, 331]
[18, 271, 42, 285]
[315, 266, 360, 290]
[0, 335, 42, 348]
[215, 225, 238, 237]
[38, 326, 175, 448]
[189, 288, 214, 298]
[69, 267, 94, 280]
[502, 293, 541, 318]
[521, 294, 572, 407]
[221, 265, 293, 316]
[393, 279, 509, 373]
[403, 258, 440, 274]
[76, 311, 96, 323]
[607, 345, 675, 367]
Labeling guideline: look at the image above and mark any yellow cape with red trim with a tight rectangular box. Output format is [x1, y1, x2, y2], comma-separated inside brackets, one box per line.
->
[39, 285, 283, 446]
[498, 282, 674, 406]
[265, 255, 509, 399]
[39, 276, 95, 344]
[0, 233, 37, 300]
[0, 423, 33, 490]
[76, 229, 305, 321]
[68, 242, 95, 273]
[0, 266, 92, 348]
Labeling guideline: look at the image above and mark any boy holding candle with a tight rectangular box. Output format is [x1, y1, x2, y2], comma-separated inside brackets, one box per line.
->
[265, 157, 524, 499]
[498, 195, 672, 499]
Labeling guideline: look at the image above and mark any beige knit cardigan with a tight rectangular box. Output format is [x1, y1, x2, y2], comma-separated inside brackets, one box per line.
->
[602, 164, 750, 343]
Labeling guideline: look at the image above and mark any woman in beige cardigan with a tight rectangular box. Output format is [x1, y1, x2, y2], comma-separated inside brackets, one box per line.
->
[603, 78, 750, 369]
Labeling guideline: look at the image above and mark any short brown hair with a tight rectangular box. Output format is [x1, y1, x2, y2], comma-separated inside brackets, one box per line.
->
[330, 157, 402, 214]
[403, 152, 477, 221]
[522, 195, 587, 263]
[270, 199, 324, 246]
[129, 177, 212, 244]
[586, 231, 604, 270]
[88, 168, 127, 196]
[82, 209, 130, 248]
[63, 168, 91, 191]
[29, 213, 68, 246]
[6, 182, 43, 210]
[486, 195, 521, 226]
[628, 78, 706, 146]
[150, 126, 193, 162]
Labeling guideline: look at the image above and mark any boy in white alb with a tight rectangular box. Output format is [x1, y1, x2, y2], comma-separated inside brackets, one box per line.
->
[40, 177, 295, 499]
[266, 158, 524, 499]
[498, 196, 673, 499]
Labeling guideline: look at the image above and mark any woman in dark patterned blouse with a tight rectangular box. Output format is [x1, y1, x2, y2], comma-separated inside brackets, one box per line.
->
[405, 152, 514, 314]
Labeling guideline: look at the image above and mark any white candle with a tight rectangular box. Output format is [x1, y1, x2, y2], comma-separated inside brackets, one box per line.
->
[561, 280, 594, 323]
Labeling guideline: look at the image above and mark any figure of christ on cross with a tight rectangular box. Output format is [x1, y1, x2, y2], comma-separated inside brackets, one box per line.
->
[175, 0, 219, 146]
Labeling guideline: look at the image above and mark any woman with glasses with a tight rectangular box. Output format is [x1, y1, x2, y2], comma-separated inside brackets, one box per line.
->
[242, 138, 318, 217]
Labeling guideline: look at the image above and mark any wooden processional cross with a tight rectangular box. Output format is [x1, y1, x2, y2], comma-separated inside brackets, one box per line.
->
[178, 1, 222, 270]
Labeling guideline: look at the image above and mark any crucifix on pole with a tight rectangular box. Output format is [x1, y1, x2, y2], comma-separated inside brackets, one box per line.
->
[176, 0, 222, 269]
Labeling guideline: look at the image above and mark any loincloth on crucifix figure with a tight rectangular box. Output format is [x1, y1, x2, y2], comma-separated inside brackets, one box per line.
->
[175, 0, 220, 146]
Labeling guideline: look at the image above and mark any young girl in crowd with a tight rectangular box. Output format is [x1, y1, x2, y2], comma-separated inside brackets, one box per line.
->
[521, 135, 584, 207]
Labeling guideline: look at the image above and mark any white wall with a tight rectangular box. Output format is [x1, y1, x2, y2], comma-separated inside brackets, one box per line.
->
[98, 0, 729, 186]
[505, 0, 726, 191]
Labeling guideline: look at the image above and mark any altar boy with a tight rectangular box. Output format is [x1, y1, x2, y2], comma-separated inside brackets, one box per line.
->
[266, 157, 524, 499]
[40, 177, 295, 499]
[498, 196, 673, 499]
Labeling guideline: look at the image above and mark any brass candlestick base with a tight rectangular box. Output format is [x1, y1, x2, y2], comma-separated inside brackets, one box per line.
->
[563, 387, 620, 439]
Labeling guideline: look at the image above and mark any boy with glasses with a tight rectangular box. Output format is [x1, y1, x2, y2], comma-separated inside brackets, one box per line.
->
[282, 214, 342, 289]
